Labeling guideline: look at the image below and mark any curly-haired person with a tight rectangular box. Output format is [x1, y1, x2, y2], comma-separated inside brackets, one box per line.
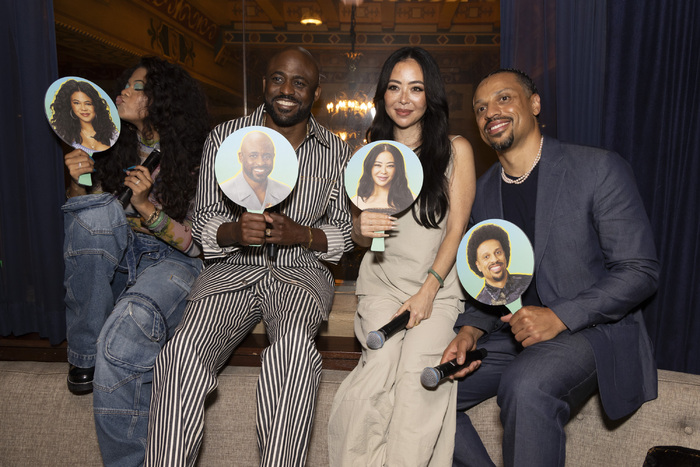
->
[466, 223, 530, 306]
[50, 79, 118, 151]
[62, 56, 210, 467]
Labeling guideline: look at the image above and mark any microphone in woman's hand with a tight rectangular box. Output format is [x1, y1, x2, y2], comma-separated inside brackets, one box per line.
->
[116, 150, 162, 207]
[366, 312, 411, 350]
[420, 348, 488, 389]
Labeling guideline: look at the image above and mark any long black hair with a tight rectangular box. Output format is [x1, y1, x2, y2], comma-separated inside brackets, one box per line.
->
[50, 79, 117, 147]
[366, 47, 450, 228]
[356, 143, 414, 211]
[94, 57, 210, 221]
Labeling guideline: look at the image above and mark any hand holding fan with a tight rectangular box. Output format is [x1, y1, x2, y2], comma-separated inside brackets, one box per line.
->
[45, 77, 121, 186]
[215, 126, 299, 256]
[344, 141, 423, 252]
[456, 220, 534, 314]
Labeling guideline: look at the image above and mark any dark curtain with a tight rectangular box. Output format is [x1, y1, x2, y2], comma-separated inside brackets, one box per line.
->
[500, 0, 558, 137]
[0, 0, 67, 344]
[501, 0, 700, 374]
[500, 0, 607, 146]
[603, 1, 700, 374]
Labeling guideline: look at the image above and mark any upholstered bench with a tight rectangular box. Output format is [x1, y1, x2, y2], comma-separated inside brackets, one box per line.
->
[1, 361, 699, 466]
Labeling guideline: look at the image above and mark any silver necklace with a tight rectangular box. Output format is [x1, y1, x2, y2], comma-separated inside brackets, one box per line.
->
[501, 136, 544, 185]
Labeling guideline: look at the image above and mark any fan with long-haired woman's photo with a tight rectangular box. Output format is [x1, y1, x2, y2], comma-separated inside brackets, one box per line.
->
[345, 140, 423, 251]
[44, 77, 120, 186]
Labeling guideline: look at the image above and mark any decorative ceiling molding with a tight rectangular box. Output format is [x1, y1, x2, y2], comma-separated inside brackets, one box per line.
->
[227, 0, 500, 31]
[141, 0, 219, 45]
[55, 20, 143, 62]
[219, 29, 500, 51]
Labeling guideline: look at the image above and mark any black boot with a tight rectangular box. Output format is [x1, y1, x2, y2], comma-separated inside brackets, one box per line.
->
[67, 364, 94, 395]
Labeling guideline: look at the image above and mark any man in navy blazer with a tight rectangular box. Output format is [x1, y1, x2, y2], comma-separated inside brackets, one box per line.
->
[442, 69, 660, 467]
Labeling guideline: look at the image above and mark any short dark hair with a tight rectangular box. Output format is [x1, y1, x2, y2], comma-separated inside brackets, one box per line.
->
[467, 224, 511, 277]
[479, 68, 538, 97]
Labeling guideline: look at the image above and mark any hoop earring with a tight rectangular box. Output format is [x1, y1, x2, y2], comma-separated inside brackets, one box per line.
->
[70, 109, 77, 120]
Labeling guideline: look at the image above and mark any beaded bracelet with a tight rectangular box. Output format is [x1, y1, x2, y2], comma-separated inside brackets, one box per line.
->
[142, 208, 160, 226]
[427, 268, 444, 288]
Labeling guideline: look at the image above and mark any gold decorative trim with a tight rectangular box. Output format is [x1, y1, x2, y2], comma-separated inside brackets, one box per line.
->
[55, 21, 143, 58]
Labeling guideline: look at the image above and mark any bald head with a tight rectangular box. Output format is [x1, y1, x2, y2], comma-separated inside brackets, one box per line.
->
[263, 47, 321, 128]
[268, 47, 320, 84]
[239, 131, 275, 184]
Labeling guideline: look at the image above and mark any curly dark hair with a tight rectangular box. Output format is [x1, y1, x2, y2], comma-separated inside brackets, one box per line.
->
[50, 79, 117, 147]
[467, 224, 511, 277]
[356, 143, 414, 211]
[94, 57, 210, 221]
[366, 46, 450, 229]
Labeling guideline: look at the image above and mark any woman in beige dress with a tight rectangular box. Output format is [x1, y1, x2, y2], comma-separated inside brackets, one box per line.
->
[328, 46, 476, 466]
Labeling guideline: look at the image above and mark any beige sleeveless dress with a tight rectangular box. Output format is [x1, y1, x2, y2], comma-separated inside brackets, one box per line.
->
[328, 139, 466, 467]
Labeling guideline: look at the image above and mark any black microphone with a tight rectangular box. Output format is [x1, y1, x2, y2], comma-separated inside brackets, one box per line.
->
[420, 348, 488, 389]
[366, 312, 411, 350]
[116, 149, 162, 208]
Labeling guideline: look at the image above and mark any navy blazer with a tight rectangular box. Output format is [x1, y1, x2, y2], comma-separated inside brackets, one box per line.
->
[457, 136, 660, 420]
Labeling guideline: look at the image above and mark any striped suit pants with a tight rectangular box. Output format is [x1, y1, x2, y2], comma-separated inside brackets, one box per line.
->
[145, 275, 326, 466]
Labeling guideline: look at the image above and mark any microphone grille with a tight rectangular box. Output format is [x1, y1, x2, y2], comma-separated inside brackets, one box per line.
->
[366, 331, 385, 350]
[420, 367, 440, 389]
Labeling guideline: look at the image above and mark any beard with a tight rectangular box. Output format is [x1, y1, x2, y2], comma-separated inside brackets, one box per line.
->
[487, 263, 506, 283]
[484, 117, 514, 151]
[264, 95, 313, 127]
[489, 133, 514, 152]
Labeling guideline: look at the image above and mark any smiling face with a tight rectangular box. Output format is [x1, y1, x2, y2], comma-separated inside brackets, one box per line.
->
[383, 58, 427, 130]
[116, 67, 149, 130]
[263, 48, 320, 128]
[472, 72, 540, 152]
[371, 150, 396, 188]
[70, 91, 95, 124]
[475, 239, 509, 287]
[239, 132, 275, 185]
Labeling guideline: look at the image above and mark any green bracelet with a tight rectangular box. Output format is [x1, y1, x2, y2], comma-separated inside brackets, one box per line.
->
[428, 268, 444, 288]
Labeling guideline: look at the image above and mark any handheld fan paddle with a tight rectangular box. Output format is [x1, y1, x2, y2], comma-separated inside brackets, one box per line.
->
[344, 140, 423, 252]
[44, 76, 121, 186]
[456, 219, 534, 314]
[215, 126, 299, 258]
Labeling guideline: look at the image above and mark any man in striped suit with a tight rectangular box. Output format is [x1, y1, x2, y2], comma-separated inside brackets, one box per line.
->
[145, 47, 353, 467]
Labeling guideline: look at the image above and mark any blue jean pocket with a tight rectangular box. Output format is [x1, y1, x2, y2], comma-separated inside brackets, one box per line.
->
[103, 294, 166, 372]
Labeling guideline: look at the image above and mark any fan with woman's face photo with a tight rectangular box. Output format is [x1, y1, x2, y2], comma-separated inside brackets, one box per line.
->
[44, 77, 121, 186]
[345, 140, 423, 251]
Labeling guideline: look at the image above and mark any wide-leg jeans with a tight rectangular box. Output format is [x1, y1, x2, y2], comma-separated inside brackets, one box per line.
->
[63, 193, 202, 467]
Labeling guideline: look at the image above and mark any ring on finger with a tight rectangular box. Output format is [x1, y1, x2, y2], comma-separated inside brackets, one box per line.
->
[265, 228, 271, 237]
[78, 162, 82, 168]
[135, 179, 140, 185]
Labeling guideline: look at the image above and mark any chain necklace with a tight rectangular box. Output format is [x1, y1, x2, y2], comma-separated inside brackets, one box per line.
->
[501, 136, 544, 185]
[80, 130, 98, 150]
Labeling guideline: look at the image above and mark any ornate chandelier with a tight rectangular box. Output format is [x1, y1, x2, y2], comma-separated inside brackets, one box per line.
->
[326, 5, 374, 147]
